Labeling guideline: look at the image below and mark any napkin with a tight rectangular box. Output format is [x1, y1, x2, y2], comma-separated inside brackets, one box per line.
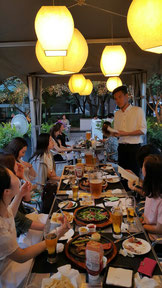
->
[134, 272, 158, 288]
[106, 267, 133, 287]
[51, 264, 82, 288]
[119, 248, 135, 258]
[112, 189, 123, 194]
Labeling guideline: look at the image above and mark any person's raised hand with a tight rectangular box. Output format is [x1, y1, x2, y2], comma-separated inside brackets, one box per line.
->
[56, 216, 70, 239]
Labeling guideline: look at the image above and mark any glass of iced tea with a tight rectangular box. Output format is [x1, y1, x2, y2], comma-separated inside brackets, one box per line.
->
[45, 232, 58, 264]
[89, 171, 103, 199]
[71, 179, 79, 201]
[111, 207, 123, 239]
[86, 131, 91, 140]
[125, 196, 136, 224]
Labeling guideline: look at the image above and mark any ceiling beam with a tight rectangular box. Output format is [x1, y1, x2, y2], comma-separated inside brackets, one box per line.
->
[0, 38, 133, 48]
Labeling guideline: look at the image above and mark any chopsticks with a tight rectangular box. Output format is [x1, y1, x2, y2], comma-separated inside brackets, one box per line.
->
[114, 232, 141, 244]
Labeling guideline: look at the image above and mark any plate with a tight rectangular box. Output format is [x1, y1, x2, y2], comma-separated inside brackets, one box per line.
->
[58, 200, 78, 210]
[107, 177, 120, 183]
[122, 238, 151, 255]
[75, 206, 110, 223]
[68, 233, 113, 260]
[59, 228, 74, 241]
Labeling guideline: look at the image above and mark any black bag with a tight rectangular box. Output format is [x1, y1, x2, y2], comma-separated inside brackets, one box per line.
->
[41, 181, 58, 213]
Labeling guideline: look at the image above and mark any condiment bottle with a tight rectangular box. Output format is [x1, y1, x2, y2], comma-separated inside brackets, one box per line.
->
[86, 240, 104, 282]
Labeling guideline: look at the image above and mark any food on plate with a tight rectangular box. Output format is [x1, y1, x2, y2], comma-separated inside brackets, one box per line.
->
[86, 223, 96, 232]
[59, 201, 77, 210]
[43, 275, 74, 288]
[91, 232, 101, 241]
[51, 212, 73, 224]
[128, 237, 142, 245]
[123, 238, 151, 255]
[80, 200, 94, 206]
[77, 207, 109, 222]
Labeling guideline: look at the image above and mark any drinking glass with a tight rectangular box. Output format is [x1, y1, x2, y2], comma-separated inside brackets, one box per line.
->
[111, 207, 123, 239]
[125, 196, 136, 224]
[89, 171, 103, 199]
[71, 179, 79, 201]
[86, 131, 91, 140]
[75, 164, 84, 179]
[44, 229, 58, 264]
[85, 151, 93, 165]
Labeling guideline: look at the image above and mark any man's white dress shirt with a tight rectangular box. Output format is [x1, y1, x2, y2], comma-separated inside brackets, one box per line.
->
[114, 105, 147, 144]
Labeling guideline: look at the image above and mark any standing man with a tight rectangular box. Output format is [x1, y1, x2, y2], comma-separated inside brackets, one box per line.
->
[113, 85, 147, 176]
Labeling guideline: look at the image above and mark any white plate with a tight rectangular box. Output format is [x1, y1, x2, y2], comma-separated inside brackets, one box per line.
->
[59, 228, 74, 241]
[122, 238, 151, 255]
[107, 177, 120, 183]
[58, 200, 78, 210]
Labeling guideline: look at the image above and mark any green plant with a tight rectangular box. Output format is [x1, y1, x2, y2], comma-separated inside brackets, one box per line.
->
[147, 117, 162, 150]
[0, 122, 23, 148]
[40, 123, 53, 133]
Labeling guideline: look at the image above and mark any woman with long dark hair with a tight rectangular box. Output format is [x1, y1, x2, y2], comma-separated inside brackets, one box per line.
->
[0, 165, 69, 287]
[5, 137, 36, 181]
[142, 154, 162, 240]
[30, 133, 60, 185]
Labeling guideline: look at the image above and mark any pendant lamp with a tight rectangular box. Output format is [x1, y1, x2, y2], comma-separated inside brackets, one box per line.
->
[106, 77, 122, 92]
[79, 79, 93, 95]
[68, 77, 75, 93]
[127, 0, 162, 54]
[35, 6, 74, 56]
[100, 45, 127, 76]
[35, 29, 88, 75]
[69, 74, 86, 94]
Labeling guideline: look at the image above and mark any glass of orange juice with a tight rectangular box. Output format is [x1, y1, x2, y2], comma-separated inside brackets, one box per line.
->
[45, 232, 57, 263]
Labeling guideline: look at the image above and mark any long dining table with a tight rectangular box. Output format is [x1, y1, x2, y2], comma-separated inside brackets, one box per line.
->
[24, 163, 162, 288]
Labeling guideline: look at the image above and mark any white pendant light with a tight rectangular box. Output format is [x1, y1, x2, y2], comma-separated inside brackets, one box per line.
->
[100, 45, 127, 76]
[79, 79, 93, 95]
[106, 77, 122, 92]
[127, 0, 162, 54]
[69, 74, 86, 94]
[35, 29, 88, 75]
[35, 6, 74, 56]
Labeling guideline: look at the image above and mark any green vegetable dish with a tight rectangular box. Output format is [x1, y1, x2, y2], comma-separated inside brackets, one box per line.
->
[76, 207, 109, 223]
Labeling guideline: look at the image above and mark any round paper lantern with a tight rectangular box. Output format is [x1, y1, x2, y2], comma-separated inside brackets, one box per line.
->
[69, 74, 86, 93]
[35, 6, 74, 56]
[79, 79, 93, 95]
[100, 45, 127, 76]
[106, 77, 122, 92]
[35, 29, 88, 75]
[68, 77, 75, 93]
[127, 0, 162, 54]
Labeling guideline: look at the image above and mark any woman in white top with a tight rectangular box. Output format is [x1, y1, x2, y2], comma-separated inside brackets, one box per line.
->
[30, 133, 60, 185]
[0, 165, 70, 287]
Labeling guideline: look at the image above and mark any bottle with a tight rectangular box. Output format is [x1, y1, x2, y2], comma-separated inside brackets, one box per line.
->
[86, 241, 104, 282]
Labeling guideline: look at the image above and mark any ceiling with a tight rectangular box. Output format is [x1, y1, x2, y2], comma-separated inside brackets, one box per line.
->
[0, 0, 161, 87]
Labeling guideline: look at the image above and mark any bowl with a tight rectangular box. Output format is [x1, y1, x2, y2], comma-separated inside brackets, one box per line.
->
[86, 223, 96, 233]
[78, 226, 89, 235]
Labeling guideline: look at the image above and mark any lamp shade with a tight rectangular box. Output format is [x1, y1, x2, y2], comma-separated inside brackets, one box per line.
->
[100, 45, 127, 76]
[35, 29, 88, 75]
[68, 77, 75, 93]
[80, 79, 93, 95]
[69, 74, 86, 93]
[127, 0, 162, 54]
[35, 6, 74, 56]
[106, 77, 122, 92]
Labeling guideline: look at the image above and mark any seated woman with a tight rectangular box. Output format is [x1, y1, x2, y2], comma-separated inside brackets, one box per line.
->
[141, 154, 162, 241]
[102, 121, 118, 162]
[4, 137, 37, 182]
[0, 165, 69, 287]
[50, 124, 72, 161]
[30, 133, 60, 185]
[0, 153, 46, 246]
[57, 122, 72, 148]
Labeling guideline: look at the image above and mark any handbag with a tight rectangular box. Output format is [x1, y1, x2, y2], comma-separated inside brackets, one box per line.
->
[137, 257, 157, 277]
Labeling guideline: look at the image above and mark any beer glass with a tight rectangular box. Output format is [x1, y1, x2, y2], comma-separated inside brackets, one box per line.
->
[86, 131, 91, 140]
[44, 232, 58, 264]
[75, 164, 84, 179]
[71, 179, 79, 201]
[89, 171, 103, 199]
[111, 207, 123, 239]
[125, 196, 136, 224]
[85, 151, 93, 165]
